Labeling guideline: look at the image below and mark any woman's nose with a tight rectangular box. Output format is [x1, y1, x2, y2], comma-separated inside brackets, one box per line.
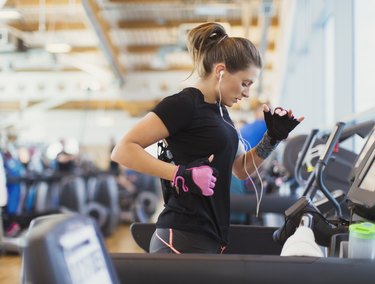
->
[242, 88, 250, 98]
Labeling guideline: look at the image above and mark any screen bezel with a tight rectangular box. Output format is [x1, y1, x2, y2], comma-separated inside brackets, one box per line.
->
[358, 158, 375, 192]
[347, 142, 375, 209]
[350, 126, 375, 181]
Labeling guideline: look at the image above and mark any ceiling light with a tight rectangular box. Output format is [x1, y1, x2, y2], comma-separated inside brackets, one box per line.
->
[195, 6, 227, 16]
[45, 43, 72, 54]
[0, 9, 22, 20]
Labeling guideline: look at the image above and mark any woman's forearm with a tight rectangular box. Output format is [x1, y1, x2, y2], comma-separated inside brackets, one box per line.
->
[111, 141, 177, 181]
[233, 148, 264, 180]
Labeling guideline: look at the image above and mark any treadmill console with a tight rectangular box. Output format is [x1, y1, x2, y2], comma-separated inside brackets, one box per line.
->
[23, 214, 119, 284]
[347, 139, 375, 221]
[350, 126, 375, 182]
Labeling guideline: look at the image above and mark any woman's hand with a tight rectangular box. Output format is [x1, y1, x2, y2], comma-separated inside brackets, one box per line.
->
[263, 104, 304, 145]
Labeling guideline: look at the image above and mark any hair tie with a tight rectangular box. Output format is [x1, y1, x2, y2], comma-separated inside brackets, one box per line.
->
[218, 34, 228, 44]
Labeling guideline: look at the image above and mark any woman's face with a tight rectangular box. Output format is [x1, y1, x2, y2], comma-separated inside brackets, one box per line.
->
[218, 65, 261, 107]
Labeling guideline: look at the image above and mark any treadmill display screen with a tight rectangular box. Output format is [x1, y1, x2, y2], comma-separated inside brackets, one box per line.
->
[355, 131, 375, 168]
[359, 159, 375, 192]
[59, 225, 112, 284]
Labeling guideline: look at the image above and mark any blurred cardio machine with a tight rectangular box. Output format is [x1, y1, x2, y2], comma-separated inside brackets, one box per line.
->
[58, 172, 120, 237]
[230, 120, 374, 224]
[274, 122, 375, 257]
[284, 120, 374, 194]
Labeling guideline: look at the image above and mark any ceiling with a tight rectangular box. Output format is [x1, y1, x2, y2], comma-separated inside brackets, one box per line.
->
[0, 0, 285, 121]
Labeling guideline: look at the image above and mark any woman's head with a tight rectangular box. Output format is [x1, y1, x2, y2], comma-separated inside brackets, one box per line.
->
[187, 22, 263, 78]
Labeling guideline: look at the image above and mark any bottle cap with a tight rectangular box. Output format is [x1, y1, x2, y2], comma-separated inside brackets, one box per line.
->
[349, 222, 375, 240]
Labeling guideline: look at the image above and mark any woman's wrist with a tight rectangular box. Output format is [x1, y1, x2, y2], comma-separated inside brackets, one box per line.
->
[254, 132, 280, 160]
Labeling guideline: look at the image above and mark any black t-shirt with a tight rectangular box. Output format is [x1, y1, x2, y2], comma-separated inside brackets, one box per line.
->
[152, 87, 239, 245]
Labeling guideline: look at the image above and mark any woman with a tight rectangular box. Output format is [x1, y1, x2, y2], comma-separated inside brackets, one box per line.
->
[111, 22, 304, 254]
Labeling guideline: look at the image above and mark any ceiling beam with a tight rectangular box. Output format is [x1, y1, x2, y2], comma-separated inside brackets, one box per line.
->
[116, 17, 278, 29]
[82, 0, 125, 86]
[131, 66, 192, 72]
[117, 19, 243, 29]
[7, 68, 82, 72]
[107, 0, 182, 3]
[6, 0, 74, 6]
[123, 41, 275, 53]
[8, 22, 87, 32]
[55, 99, 160, 117]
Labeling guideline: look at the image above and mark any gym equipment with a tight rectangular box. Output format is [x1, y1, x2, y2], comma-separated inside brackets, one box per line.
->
[59, 173, 120, 237]
[23, 214, 120, 284]
[117, 171, 160, 224]
[347, 125, 375, 221]
[20, 213, 68, 283]
[110, 252, 375, 284]
[1, 173, 63, 254]
[22, 208, 375, 284]
[342, 127, 375, 259]
[230, 193, 298, 217]
[283, 120, 374, 192]
[275, 121, 375, 257]
[280, 121, 374, 217]
[230, 120, 374, 224]
[130, 222, 282, 255]
[273, 122, 350, 248]
[348, 124, 375, 183]
[133, 191, 160, 223]
[2, 150, 25, 215]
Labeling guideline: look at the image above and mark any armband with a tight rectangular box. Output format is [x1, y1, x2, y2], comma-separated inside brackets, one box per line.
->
[254, 132, 280, 160]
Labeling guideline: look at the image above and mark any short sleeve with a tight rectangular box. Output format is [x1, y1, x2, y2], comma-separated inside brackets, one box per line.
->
[152, 91, 195, 135]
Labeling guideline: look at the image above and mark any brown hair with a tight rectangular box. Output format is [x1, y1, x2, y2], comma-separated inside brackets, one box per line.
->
[187, 22, 263, 78]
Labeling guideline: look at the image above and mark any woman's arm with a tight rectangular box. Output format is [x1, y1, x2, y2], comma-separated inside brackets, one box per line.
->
[232, 104, 304, 180]
[111, 112, 178, 181]
[232, 148, 264, 180]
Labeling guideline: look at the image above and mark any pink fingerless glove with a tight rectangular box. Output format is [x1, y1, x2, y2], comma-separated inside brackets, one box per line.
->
[172, 158, 218, 196]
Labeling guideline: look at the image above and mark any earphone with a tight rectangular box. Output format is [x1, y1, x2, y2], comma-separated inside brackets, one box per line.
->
[218, 70, 224, 117]
[217, 72, 264, 217]
[219, 70, 224, 79]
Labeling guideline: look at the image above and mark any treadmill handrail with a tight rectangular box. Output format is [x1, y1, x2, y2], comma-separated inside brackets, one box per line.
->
[294, 128, 319, 186]
[314, 122, 346, 219]
[338, 120, 375, 143]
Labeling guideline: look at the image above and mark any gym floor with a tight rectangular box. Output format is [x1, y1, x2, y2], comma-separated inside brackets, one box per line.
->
[0, 223, 142, 284]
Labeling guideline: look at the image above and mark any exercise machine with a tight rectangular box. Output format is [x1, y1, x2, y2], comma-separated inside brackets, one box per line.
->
[59, 173, 120, 237]
[274, 122, 375, 257]
[22, 212, 375, 284]
[230, 120, 374, 225]
[129, 222, 282, 255]
[22, 214, 120, 284]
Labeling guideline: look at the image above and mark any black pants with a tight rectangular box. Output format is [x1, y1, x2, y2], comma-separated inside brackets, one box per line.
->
[149, 228, 225, 254]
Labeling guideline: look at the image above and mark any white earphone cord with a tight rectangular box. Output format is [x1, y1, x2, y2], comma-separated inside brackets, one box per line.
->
[218, 77, 264, 217]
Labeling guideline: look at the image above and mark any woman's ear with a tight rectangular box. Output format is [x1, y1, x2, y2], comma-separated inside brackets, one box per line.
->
[214, 64, 226, 80]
